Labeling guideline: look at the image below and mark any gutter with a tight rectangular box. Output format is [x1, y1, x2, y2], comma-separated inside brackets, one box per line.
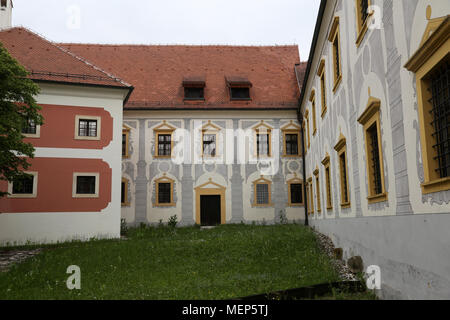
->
[298, 0, 327, 114]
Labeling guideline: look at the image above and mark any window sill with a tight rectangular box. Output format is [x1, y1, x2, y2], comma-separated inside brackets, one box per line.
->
[288, 203, 304, 207]
[73, 194, 99, 199]
[121, 202, 130, 207]
[367, 192, 388, 204]
[155, 203, 176, 207]
[253, 203, 274, 208]
[75, 136, 101, 141]
[332, 75, 342, 93]
[282, 154, 300, 158]
[154, 155, 173, 159]
[421, 177, 450, 194]
[8, 194, 37, 199]
[340, 202, 351, 209]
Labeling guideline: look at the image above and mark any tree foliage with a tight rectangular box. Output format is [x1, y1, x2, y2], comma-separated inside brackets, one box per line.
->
[0, 42, 43, 197]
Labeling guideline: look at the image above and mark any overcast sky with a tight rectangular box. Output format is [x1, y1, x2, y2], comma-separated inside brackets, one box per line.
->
[12, 0, 320, 61]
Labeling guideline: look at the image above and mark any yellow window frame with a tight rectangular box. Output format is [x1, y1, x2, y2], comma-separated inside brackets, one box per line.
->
[317, 59, 327, 117]
[154, 121, 176, 159]
[121, 177, 130, 207]
[322, 153, 333, 210]
[357, 96, 388, 204]
[404, 10, 450, 194]
[122, 125, 130, 159]
[328, 16, 343, 92]
[313, 167, 322, 213]
[287, 175, 304, 207]
[355, 0, 373, 47]
[334, 133, 351, 208]
[253, 176, 273, 207]
[155, 175, 175, 207]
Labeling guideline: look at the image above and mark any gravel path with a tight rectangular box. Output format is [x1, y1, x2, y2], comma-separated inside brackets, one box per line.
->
[0, 249, 42, 272]
[313, 229, 357, 281]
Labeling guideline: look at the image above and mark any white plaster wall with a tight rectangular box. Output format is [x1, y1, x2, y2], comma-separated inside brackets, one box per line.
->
[0, 83, 128, 245]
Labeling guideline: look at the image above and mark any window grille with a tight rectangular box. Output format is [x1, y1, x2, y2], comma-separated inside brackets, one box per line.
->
[256, 184, 269, 205]
[158, 134, 172, 156]
[78, 119, 97, 137]
[158, 183, 171, 204]
[429, 60, 450, 178]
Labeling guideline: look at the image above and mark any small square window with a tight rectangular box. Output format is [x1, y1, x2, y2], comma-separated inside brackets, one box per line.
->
[8, 172, 38, 198]
[12, 176, 34, 194]
[230, 87, 250, 100]
[75, 116, 101, 140]
[79, 120, 97, 137]
[73, 173, 99, 198]
[76, 176, 96, 194]
[184, 87, 205, 100]
[22, 119, 37, 135]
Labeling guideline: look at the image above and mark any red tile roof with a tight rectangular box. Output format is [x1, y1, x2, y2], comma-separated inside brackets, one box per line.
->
[59, 44, 302, 110]
[0, 28, 131, 89]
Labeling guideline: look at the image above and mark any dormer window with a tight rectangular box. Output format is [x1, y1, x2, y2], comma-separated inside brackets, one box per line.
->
[183, 77, 205, 100]
[226, 76, 252, 101]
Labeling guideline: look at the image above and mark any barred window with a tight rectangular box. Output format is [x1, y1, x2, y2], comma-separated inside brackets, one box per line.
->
[122, 133, 127, 156]
[257, 134, 270, 156]
[158, 134, 172, 157]
[360, 0, 369, 24]
[285, 134, 299, 155]
[333, 37, 341, 79]
[121, 181, 126, 204]
[78, 119, 97, 137]
[22, 119, 37, 135]
[429, 60, 450, 178]
[203, 134, 216, 157]
[339, 153, 349, 203]
[256, 183, 269, 205]
[290, 183, 303, 204]
[12, 175, 34, 194]
[158, 183, 171, 204]
[76, 176, 96, 194]
[367, 124, 382, 195]
[325, 166, 332, 208]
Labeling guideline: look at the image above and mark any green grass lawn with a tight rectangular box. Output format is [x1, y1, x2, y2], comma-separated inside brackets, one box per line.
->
[0, 224, 342, 300]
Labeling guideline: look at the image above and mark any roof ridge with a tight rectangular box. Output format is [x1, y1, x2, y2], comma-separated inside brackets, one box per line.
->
[2, 26, 132, 87]
[58, 42, 299, 49]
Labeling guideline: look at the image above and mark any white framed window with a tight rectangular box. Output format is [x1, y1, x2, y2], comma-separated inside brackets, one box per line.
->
[72, 172, 100, 198]
[75, 115, 101, 141]
[8, 172, 38, 198]
[22, 119, 41, 138]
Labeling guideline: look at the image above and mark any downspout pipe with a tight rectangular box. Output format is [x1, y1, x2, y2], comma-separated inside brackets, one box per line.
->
[295, 65, 309, 227]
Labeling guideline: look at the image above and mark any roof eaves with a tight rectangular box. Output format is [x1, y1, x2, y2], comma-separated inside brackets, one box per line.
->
[298, 0, 328, 115]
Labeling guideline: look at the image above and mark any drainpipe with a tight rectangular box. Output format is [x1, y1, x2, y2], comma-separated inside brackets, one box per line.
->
[295, 65, 308, 227]
[297, 104, 309, 227]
